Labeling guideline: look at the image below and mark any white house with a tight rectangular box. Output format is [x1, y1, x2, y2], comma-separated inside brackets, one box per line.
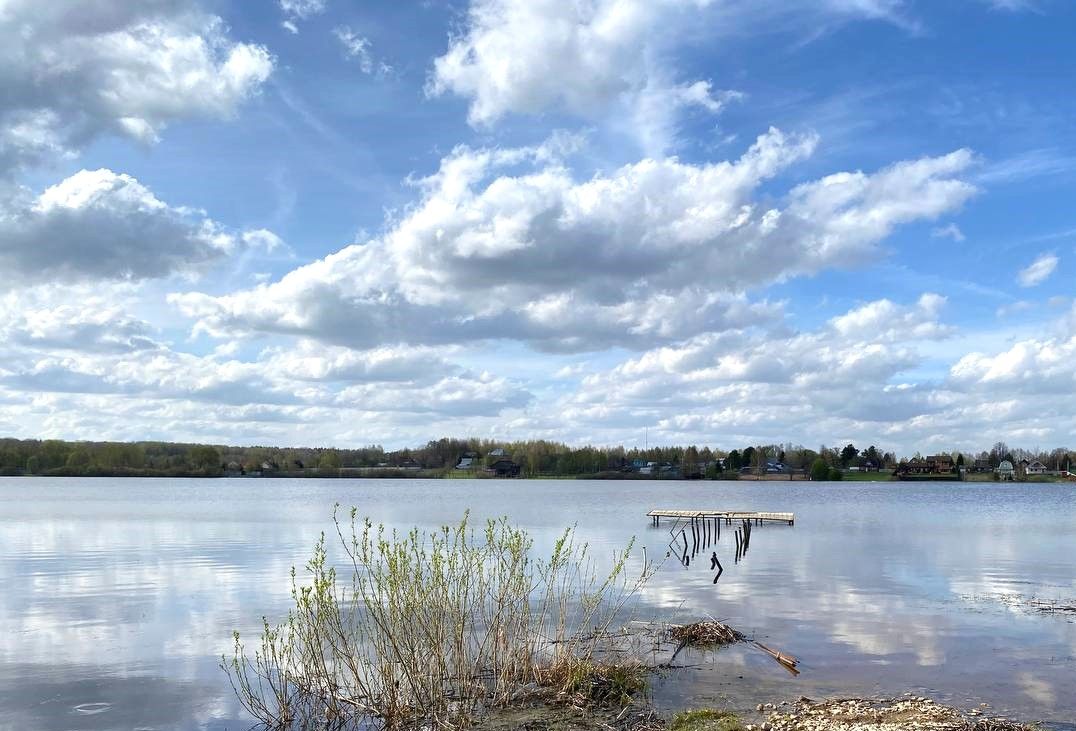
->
[1026, 460, 1048, 475]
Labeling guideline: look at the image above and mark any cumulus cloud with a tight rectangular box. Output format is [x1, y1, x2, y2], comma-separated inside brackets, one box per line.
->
[0, 288, 533, 441]
[171, 131, 975, 352]
[428, 0, 926, 152]
[579, 295, 947, 393]
[0, 338, 530, 420]
[949, 336, 1076, 395]
[1017, 253, 1058, 287]
[829, 293, 953, 341]
[0, 169, 280, 287]
[545, 294, 952, 449]
[530, 292, 1076, 452]
[430, 0, 678, 124]
[428, 0, 739, 152]
[263, 341, 463, 384]
[0, 1, 272, 176]
[0, 286, 161, 355]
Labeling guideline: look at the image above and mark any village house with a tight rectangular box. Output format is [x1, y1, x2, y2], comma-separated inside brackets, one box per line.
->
[896, 454, 955, 476]
[927, 454, 954, 474]
[455, 452, 478, 470]
[488, 459, 521, 477]
[1026, 460, 1048, 475]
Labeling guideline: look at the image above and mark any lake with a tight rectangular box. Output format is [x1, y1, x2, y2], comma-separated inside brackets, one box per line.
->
[1, 477, 1074, 730]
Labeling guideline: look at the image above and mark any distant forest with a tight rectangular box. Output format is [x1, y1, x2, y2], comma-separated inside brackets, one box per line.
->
[0, 436, 1072, 478]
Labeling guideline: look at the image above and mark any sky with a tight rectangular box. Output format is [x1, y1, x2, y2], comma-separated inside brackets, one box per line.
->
[1, 0, 1075, 455]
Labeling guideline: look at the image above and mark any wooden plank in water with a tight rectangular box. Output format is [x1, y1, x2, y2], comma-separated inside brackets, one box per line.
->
[647, 509, 794, 525]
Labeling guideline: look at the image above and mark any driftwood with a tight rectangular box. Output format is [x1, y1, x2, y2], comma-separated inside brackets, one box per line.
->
[753, 640, 799, 676]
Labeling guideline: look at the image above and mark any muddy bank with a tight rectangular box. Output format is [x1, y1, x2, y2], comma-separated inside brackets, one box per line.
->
[473, 701, 663, 730]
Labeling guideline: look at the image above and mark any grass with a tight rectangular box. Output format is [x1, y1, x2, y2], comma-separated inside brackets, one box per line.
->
[544, 656, 648, 705]
[838, 470, 895, 481]
[670, 709, 745, 731]
[224, 508, 655, 729]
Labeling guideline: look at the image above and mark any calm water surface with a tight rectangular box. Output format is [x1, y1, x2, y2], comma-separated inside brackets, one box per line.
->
[1, 477, 1074, 730]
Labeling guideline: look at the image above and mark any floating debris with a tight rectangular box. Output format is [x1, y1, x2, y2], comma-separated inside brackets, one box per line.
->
[669, 621, 744, 648]
[667, 621, 799, 675]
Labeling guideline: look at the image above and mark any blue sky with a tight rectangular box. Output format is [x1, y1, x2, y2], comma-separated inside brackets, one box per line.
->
[1, 0, 1075, 455]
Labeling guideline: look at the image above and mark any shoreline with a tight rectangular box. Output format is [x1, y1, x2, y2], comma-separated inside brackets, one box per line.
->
[473, 693, 1042, 731]
[4, 470, 1073, 483]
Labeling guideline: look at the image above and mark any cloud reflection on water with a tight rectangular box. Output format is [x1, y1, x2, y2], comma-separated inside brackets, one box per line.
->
[1, 477, 1074, 729]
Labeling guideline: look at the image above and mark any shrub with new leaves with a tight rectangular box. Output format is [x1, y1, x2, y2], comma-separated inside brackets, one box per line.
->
[224, 508, 653, 729]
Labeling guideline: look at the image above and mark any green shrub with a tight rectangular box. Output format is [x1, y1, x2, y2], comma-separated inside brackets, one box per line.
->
[224, 509, 654, 729]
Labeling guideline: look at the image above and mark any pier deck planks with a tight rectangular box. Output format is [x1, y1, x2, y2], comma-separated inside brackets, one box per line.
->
[647, 509, 794, 525]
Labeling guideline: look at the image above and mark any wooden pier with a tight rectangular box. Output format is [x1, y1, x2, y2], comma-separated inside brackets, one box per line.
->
[648, 509, 794, 526]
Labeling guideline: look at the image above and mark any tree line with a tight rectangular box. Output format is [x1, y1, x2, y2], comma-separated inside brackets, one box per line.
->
[1, 436, 1072, 478]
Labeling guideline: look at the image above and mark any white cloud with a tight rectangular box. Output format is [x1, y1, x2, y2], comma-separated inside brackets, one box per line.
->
[0, 326, 533, 444]
[281, 0, 327, 18]
[0, 279, 532, 440]
[0, 1, 273, 175]
[263, 341, 462, 384]
[829, 293, 953, 341]
[171, 131, 975, 352]
[630, 80, 744, 156]
[0, 286, 161, 356]
[1017, 253, 1058, 287]
[333, 26, 390, 75]
[0, 169, 281, 287]
[5, 287, 1076, 452]
[995, 300, 1033, 318]
[538, 293, 1076, 452]
[430, 0, 676, 125]
[931, 223, 966, 242]
[280, 0, 327, 29]
[950, 336, 1076, 395]
[428, 0, 925, 153]
[549, 295, 952, 448]
[428, 0, 739, 153]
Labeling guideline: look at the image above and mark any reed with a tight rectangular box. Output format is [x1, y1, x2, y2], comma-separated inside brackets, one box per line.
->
[223, 507, 655, 729]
